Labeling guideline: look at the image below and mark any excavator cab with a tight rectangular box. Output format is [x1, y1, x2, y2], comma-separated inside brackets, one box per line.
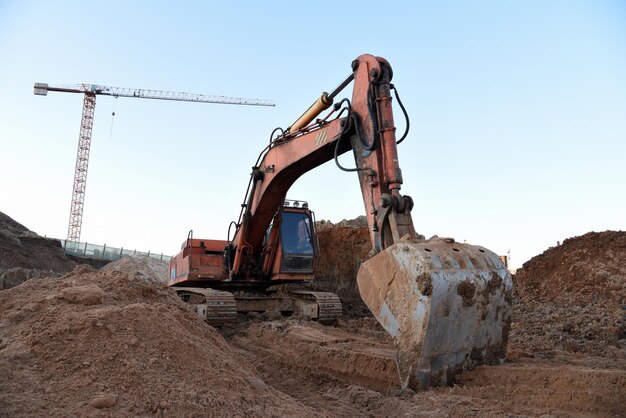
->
[279, 200, 317, 273]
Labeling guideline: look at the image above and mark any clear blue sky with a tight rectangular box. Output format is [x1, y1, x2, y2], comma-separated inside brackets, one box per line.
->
[1, 1, 624, 268]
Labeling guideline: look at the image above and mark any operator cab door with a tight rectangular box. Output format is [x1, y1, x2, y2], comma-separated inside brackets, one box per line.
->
[279, 209, 316, 273]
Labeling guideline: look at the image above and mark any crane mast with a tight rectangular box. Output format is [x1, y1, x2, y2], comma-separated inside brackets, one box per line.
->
[34, 82, 275, 242]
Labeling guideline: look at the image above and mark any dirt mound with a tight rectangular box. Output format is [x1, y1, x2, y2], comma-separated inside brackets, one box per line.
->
[0, 212, 38, 240]
[514, 230, 626, 304]
[66, 254, 112, 269]
[102, 256, 168, 284]
[509, 294, 625, 359]
[1, 267, 56, 290]
[317, 215, 369, 230]
[314, 225, 372, 318]
[0, 211, 75, 289]
[0, 265, 316, 417]
[511, 231, 626, 358]
[316, 226, 370, 295]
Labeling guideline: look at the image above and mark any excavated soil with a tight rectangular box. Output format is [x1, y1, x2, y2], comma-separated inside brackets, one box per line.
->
[315, 222, 372, 317]
[102, 256, 169, 285]
[511, 231, 626, 359]
[514, 231, 626, 305]
[1, 212, 625, 416]
[227, 318, 625, 416]
[0, 264, 317, 417]
[0, 212, 75, 289]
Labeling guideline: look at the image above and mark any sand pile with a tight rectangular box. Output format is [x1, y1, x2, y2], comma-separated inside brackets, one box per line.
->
[514, 230, 626, 304]
[317, 216, 369, 230]
[315, 225, 369, 295]
[0, 265, 315, 417]
[510, 231, 626, 359]
[313, 224, 372, 318]
[0, 211, 75, 289]
[102, 256, 168, 285]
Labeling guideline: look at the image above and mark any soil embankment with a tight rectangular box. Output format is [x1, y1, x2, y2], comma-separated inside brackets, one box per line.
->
[231, 224, 625, 416]
[511, 231, 626, 357]
[1, 211, 624, 416]
[0, 212, 75, 289]
[0, 262, 316, 417]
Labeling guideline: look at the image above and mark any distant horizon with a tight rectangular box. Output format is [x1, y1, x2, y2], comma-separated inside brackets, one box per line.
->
[3, 207, 620, 274]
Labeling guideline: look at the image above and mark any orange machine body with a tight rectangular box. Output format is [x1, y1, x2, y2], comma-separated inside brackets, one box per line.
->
[169, 238, 229, 286]
[169, 204, 318, 288]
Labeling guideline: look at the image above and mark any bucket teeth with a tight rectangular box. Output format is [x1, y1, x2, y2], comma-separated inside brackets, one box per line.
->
[357, 240, 513, 390]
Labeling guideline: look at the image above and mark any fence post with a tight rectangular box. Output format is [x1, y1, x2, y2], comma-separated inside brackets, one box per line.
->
[102, 244, 107, 259]
[83, 242, 87, 256]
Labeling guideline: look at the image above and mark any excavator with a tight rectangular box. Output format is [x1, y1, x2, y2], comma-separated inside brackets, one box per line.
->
[168, 54, 513, 391]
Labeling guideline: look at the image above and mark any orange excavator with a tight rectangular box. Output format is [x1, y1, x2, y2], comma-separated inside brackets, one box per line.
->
[168, 54, 513, 390]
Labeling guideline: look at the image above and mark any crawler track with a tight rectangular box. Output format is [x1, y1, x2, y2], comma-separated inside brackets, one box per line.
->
[291, 290, 342, 324]
[175, 287, 237, 326]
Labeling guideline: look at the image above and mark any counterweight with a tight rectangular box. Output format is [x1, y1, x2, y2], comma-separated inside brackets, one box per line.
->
[34, 82, 275, 242]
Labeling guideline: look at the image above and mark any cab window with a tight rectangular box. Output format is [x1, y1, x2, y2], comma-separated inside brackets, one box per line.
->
[280, 211, 314, 272]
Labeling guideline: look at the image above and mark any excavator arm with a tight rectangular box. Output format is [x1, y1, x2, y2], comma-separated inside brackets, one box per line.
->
[231, 55, 416, 275]
[229, 54, 512, 390]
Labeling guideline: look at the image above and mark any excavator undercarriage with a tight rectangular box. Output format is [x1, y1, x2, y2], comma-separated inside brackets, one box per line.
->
[174, 287, 342, 326]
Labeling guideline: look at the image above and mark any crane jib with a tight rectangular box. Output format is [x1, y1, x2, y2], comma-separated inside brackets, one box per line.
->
[34, 81, 275, 242]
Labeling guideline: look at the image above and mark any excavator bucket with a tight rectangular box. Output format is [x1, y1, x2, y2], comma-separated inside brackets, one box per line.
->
[357, 239, 512, 391]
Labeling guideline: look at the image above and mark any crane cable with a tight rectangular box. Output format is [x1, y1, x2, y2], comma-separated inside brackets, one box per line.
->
[108, 112, 115, 140]
[109, 99, 118, 140]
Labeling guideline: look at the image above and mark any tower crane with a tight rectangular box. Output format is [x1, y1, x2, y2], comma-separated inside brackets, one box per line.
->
[33, 82, 275, 242]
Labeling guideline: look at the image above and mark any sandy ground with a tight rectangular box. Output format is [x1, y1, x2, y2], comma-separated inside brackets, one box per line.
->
[225, 314, 625, 417]
[0, 211, 624, 417]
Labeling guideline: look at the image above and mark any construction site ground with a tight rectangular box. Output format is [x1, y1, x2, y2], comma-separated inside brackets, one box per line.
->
[0, 212, 624, 417]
